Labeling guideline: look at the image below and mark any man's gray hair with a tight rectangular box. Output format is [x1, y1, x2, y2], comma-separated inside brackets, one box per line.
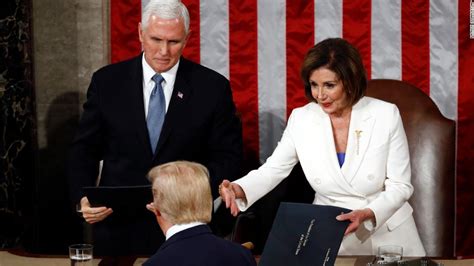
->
[141, 0, 190, 33]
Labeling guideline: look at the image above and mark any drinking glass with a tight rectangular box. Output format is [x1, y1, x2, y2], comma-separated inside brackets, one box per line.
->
[69, 244, 93, 266]
[377, 245, 403, 264]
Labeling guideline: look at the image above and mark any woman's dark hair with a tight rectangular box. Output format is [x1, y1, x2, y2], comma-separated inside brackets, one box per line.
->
[300, 38, 367, 106]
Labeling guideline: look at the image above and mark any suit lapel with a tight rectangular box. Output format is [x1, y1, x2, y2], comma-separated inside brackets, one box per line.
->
[128, 55, 154, 157]
[315, 108, 360, 194]
[154, 58, 192, 157]
[317, 111, 342, 173]
[341, 98, 375, 183]
[313, 99, 374, 197]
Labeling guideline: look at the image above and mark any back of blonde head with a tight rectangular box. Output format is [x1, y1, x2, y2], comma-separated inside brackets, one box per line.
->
[148, 161, 212, 224]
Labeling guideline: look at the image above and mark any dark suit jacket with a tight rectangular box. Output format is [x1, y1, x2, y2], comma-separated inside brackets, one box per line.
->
[143, 225, 256, 266]
[68, 55, 243, 255]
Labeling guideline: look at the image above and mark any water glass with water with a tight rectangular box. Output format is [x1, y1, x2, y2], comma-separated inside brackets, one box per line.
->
[69, 244, 93, 266]
[377, 245, 403, 264]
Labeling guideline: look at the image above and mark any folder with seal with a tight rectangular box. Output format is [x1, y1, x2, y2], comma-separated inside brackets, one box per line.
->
[259, 202, 351, 266]
[83, 185, 153, 218]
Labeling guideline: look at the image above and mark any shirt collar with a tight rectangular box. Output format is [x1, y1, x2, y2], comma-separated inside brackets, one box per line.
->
[142, 53, 180, 84]
[165, 221, 205, 240]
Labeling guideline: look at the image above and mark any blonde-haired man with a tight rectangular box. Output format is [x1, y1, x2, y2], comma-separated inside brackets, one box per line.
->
[143, 161, 255, 266]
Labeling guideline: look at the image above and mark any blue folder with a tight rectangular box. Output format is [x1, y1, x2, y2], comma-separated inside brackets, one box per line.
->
[83, 185, 153, 219]
[259, 202, 351, 266]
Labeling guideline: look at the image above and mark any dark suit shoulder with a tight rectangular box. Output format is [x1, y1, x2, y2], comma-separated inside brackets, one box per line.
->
[93, 55, 142, 80]
[144, 225, 256, 266]
[86, 55, 142, 99]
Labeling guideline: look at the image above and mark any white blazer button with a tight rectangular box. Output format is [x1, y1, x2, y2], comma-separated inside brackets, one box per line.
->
[367, 175, 375, 180]
[314, 178, 321, 185]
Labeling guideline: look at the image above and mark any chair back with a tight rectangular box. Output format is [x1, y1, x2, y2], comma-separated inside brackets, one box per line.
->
[366, 79, 455, 257]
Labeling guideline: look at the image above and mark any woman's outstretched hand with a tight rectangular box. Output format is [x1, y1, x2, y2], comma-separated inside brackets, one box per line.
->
[219, 179, 245, 217]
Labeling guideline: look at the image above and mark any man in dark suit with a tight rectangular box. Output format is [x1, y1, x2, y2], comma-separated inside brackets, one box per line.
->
[68, 0, 242, 257]
[143, 161, 256, 266]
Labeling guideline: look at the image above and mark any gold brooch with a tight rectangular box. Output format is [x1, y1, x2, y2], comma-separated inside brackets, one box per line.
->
[355, 130, 363, 155]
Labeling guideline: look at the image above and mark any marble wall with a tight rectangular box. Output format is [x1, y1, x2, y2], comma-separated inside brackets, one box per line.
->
[0, 0, 109, 252]
[0, 0, 35, 248]
[33, 0, 109, 150]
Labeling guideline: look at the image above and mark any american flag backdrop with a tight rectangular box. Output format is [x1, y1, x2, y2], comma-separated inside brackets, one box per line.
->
[110, 0, 474, 256]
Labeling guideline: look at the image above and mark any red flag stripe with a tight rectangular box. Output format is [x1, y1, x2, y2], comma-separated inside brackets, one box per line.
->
[456, 0, 474, 257]
[401, 0, 430, 95]
[286, 1, 315, 117]
[110, 0, 142, 63]
[181, 0, 200, 63]
[343, 0, 372, 78]
[229, 0, 259, 163]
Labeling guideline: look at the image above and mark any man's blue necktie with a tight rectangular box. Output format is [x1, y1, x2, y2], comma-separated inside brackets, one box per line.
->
[147, 74, 165, 154]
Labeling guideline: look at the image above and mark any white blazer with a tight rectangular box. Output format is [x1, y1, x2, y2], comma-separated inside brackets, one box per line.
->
[235, 97, 425, 256]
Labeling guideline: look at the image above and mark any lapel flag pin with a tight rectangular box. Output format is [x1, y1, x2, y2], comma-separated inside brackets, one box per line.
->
[177, 91, 184, 99]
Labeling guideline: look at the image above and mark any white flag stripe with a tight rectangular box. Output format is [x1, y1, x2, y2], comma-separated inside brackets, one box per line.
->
[199, 0, 229, 79]
[371, 0, 402, 80]
[314, 0, 343, 42]
[429, 0, 458, 120]
[258, 0, 287, 162]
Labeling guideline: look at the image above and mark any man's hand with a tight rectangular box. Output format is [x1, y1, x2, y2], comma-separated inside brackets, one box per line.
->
[79, 196, 113, 224]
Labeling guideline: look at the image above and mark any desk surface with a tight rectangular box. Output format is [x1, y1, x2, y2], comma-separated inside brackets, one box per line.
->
[333, 256, 473, 266]
[1, 251, 473, 266]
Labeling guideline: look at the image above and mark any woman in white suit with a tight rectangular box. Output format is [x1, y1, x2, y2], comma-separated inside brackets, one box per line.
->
[219, 38, 425, 256]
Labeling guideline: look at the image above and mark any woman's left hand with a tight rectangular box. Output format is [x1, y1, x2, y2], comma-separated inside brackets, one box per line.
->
[336, 208, 375, 235]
